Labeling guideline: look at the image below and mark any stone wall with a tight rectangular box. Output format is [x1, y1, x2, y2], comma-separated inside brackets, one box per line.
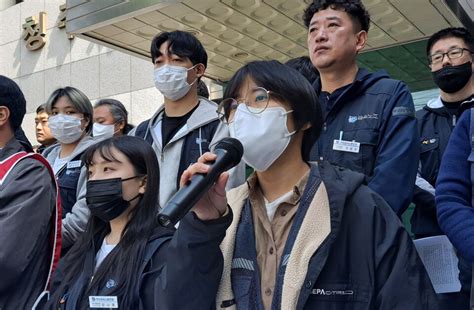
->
[0, 0, 222, 145]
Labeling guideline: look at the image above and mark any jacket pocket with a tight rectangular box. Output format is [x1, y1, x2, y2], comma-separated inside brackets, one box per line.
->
[231, 275, 252, 310]
[333, 129, 379, 177]
[306, 282, 372, 308]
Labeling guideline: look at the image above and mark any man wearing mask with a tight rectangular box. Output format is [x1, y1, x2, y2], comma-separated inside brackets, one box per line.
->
[130, 30, 244, 209]
[35, 104, 57, 154]
[412, 27, 474, 239]
[305, 0, 419, 215]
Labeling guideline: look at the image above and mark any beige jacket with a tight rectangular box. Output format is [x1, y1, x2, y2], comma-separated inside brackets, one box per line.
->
[215, 180, 331, 309]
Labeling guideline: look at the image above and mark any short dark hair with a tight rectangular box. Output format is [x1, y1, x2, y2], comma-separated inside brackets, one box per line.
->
[197, 80, 209, 98]
[285, 56, 320, 84]
[45, 86, 94, 134]
[94, 98, 134, 134]
[0, 75, 26, 131]
[303, 0, 370, 32]
[36, 103, 46, 114]
[426, 27, 474, 56]
[150, 31, 208, 68]
[223, 60, 323, 162]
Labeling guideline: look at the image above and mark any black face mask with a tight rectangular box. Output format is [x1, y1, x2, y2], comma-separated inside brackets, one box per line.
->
[432, 61, 473, 94]
[86, 176, 142, 222]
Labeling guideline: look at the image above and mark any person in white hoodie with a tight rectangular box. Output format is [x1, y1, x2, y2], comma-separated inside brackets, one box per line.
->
[130, 30, 244, 210]
[43, 86, 97, 249]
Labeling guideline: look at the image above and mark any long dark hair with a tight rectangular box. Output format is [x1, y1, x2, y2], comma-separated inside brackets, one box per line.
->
[49, 136, 161, 308]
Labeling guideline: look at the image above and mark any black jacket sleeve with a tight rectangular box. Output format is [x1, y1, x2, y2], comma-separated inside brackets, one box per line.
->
[142, 209, 232, 310]
[0, 159, 55, 293]
[372, 192, 440, 309]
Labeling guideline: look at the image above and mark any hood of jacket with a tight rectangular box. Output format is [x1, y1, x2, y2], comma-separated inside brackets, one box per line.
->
[312, 69, 394, 118]
[147, 97, 220, 133]
[424, 95, 474, 117]
[0, 138, 26, 160]
[42, 135, 96, 164]
[313, 68, 391, 97]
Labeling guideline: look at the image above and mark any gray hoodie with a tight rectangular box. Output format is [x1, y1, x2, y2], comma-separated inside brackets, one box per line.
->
[129, 97, 245, 209]
[43, 136, 97, 248]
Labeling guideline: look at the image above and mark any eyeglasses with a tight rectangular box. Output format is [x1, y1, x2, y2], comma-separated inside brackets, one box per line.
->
[429, 48, 473, 64]
[217, 87, 279, 124]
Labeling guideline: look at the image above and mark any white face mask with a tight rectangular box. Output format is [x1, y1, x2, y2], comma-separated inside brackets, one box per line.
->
[229, 104, 295, 171]
[154, 64, 198, 101]
[93, 123, 115, 141]
[48, 114, 84, 144]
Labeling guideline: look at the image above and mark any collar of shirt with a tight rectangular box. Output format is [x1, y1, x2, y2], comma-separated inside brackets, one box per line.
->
[245, 169, 310, 310]
[246, 170, 310, 208]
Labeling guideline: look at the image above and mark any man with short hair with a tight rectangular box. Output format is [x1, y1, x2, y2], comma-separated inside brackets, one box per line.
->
[412, 27, 474, 239]
[304, 0, 419, 215]
[130, 30, 244, 209]
[0, 75, 59, 309]
[35, 103, 56, 154]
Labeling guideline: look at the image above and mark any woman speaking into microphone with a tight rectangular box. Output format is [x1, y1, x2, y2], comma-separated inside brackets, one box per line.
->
[182, 60, 439, 310]
[44, 136, 232, 309]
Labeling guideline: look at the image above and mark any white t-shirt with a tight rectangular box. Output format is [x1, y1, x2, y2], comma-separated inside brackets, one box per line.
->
[263, 190, 294, 222]
[95, 238, 117, 271]
[52, 155, 71, 174]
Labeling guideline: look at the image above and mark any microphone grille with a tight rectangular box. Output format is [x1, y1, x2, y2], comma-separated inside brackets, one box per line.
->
[215, 137, 244, 166]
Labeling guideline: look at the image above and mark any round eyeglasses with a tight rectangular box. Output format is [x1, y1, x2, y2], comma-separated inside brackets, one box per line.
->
[217, 87, 279, 124]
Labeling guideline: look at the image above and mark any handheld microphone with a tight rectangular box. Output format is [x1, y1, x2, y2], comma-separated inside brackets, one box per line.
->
[158, 137, 244, 227]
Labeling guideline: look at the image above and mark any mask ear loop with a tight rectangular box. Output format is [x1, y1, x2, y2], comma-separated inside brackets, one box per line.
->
[111, 121, 122, 136]
[281, 109, 296, 137]
[123, 174, 147, 202]
[127, 194, 141, 203]
[187, 63, 203, 87]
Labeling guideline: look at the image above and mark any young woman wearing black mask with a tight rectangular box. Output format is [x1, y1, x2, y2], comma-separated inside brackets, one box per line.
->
[44, 136, 232, 309]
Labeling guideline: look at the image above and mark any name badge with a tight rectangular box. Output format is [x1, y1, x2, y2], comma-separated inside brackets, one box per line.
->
[333, 140, 360, 153]
[67, 160, 82, 169]
[89, 296, 118, 308]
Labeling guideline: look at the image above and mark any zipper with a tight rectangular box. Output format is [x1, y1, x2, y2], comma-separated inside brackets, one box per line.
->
[452, 114, 456, 127]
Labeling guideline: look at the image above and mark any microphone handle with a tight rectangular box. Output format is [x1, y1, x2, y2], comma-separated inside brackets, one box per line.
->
[158, 149, 231, 227]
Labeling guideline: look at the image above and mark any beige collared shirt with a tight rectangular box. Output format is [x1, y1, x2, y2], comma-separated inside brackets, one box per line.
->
[247, 170, 310, 310]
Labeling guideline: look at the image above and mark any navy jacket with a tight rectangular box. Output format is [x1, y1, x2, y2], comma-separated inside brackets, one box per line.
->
[218, 162, 440, 309]
[310, 69, 419, 215]
[46, 211, 232, 310]
[436, 109, 474, 259]
[436, 109, 474, 295]
[412, 97, 474, 237]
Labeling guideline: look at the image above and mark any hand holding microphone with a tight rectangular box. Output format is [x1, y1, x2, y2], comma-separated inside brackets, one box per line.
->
[158, 138, 243, 227]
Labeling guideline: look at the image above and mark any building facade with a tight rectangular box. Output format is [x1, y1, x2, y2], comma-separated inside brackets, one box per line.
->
[0, 0, 222, 145]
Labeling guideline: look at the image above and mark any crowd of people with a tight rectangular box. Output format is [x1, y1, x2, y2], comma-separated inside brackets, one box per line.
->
[0, 0, 473, 309]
